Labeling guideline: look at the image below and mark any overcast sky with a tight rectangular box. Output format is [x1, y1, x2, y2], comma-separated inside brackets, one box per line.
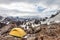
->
[0, 0, 60, 17]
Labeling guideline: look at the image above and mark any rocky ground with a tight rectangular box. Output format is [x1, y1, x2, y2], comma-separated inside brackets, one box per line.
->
[0, 23, 60, 40]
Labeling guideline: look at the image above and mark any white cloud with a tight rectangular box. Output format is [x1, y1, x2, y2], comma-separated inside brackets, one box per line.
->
[0, 0, 60, 17]
[9, 13, 41, 17]
[0, 2, 36, 12]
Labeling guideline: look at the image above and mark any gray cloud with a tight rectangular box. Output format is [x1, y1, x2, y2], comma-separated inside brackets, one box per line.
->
[44, 0, 60, 5]
[0, 0, 60, 7]
[0, 0, 40, 4]
[0, 0, 60, 5]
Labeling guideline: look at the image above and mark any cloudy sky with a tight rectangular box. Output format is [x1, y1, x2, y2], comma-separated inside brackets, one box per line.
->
[0, 0, 60, 17]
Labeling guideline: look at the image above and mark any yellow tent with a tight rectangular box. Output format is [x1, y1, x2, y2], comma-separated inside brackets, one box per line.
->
[9, 28, 27, 38]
